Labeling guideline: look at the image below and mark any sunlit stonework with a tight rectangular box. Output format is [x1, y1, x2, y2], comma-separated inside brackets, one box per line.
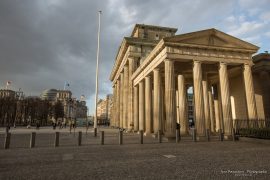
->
[110, 24, 269, 139]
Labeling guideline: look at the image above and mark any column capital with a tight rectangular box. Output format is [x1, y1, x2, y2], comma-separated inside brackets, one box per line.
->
[164, 59, 175, 62]
[243, 63, 253, 68]
[144, 75, 151, 80]
[193, 60, 201, 63]
[220, 62, 227, 66]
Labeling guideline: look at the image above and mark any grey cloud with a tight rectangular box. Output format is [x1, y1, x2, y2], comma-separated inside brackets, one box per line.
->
[0, 0, 269, 113]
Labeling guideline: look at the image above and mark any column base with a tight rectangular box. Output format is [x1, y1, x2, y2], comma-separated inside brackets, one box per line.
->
[144, 132, 152, 136]
[224, 135, 233, 140]
[165, 132, 176, 138]
[152, 133, 158, 138]
[162, 137, 176, 142]
[195, 136, 207, 141]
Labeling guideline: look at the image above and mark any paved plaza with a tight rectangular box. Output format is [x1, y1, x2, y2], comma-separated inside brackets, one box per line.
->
[0, 127, 269, 179]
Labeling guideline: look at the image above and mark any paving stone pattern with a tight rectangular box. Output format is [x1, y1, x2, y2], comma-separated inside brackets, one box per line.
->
[0, 127, 269, 180]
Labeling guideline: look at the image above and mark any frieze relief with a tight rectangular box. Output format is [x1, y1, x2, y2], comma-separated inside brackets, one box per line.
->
[169, 47, 250, 60]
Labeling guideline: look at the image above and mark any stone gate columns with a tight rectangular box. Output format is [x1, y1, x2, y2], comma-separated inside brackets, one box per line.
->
[116, 80, 120, 127]
[128, 58, 136, 131]
[243, 63, 258, 120]
[134, 85, 139, 131]
[202, 76, 210, 131]
[153, 69, 162, 134]
[178, 75, 188, 134]
[139, 81, 145, 131]
[164, 60, 176, 138]
[112, 85, 116, 127]
[219, 62, 232, 136]
[145, 76, 152, 134]
[213, 85, 221, 131]
[193, 60, 206, 136]
[208, 85, 215, 132]
[123, 65, 129, 129]
[120, 73, 124, 128]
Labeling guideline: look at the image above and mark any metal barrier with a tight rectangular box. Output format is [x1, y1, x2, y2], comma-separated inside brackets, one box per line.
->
[192, 128, 197, 142]
[100, 131, 104, 145]
[140, 130, 143, 144]
[176, 129, 180, 143]
[119, 130, 123, 145]
[54, 132, 59, 147]
[158, 130, 162, 143]
[4, 132, 11, 149]
[30, 132, 36, 148]
[206, 129, 210, 142]
[78, 131, 82, 146]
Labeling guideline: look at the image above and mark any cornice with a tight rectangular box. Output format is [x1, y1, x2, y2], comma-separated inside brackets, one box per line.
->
[131, 40, 165, 80]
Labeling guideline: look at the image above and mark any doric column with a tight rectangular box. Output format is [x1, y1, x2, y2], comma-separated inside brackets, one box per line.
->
[133, 85, 139, 131]
[243, 63, 258, 120]
[213, 84, 221, 131]
[193, 60, 205, 136]
[120, 73, 124, 128]
[260, 71, 270, 119]
[111, 85, 116, 127]
[202, 76, 210, 131]
[139, 81, 145, 131]
[219, 62, 232, 136]
[128, 58, 137, 130]
[116, 80, 120, 127]
[208, 85, 215, 132]
[164, 60, 176, 138]
[123, 65, 129, 129]
[178, 74, 188, 134]
[153, 69, 162, 133]
[145, 76, 152, 134]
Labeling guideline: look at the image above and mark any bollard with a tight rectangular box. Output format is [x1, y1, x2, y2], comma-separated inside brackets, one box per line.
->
[4, 132, 11, 149]
[206, 129, 210, 142]
[78, 131, 82, 146]
[192, 128, 197, 142]
[119, 130, 123, 145]
[176, 129, 180, 143]
[54, 132, 59, 147]
[158, 130, 162, 143]
[232, 128, 236, 141]
[94, 128, 97, 137]
[139, 130, 143, 144]
[30, 132, 36, 148]
[100, 131, 104, 145]
[218, 129, 224, 141]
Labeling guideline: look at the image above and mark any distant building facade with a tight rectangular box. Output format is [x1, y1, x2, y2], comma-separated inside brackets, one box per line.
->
[0, 88, 87, 126]
[97, 94, 112, 125]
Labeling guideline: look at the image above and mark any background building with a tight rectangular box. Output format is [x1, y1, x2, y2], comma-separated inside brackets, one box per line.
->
[0, 88, 87, 126]
[97, 94, 112, 125]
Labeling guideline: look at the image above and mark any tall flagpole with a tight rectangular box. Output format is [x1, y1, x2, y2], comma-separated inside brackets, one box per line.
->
[94, 10, 102, 136]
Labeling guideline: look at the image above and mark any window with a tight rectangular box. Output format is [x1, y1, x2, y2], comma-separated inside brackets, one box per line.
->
[155, 34, 159, 40]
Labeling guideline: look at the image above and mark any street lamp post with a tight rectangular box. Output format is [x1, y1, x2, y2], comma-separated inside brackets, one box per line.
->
[94, 10, 102, 137]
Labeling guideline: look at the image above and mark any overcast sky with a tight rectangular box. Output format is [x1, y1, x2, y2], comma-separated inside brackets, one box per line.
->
[1, 0, 269, 114]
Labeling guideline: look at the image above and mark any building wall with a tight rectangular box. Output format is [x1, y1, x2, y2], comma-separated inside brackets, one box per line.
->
[229, 75, 248, 120]
[253, 73, 266, 120]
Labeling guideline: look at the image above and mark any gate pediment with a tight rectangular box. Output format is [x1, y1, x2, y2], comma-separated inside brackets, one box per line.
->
[164, 28, 259, 51]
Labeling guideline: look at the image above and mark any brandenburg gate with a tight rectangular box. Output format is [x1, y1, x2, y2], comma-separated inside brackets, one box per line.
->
[109, 24, 262, 139]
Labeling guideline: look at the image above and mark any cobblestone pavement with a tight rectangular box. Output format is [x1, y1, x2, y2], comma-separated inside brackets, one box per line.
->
[0, 127, 269, 180]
